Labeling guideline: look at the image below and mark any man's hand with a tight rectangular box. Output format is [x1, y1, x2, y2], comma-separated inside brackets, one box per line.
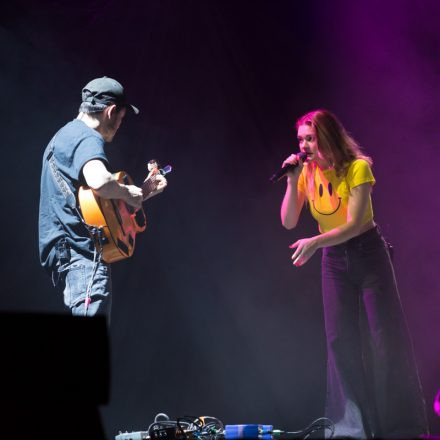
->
[143, 174, 168, 201]
[83, 160, 145, 209]
[123, 185, 143, 209]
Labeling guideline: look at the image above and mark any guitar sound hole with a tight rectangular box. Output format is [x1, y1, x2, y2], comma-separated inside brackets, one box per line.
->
[111, 200, 124, 228]
[117, 239, 129, 255]
[135, 210, 146, 228]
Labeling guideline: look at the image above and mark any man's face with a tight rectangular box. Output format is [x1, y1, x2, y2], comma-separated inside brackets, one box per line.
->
[103, 106, 126, 142]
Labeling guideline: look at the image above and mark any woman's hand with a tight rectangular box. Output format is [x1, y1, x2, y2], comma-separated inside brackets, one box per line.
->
[289, 236, 319, 266]
[282, 153, 304, 179]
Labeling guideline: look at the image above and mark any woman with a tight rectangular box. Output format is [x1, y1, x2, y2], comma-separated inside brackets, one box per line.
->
[280, 109, 428, 438]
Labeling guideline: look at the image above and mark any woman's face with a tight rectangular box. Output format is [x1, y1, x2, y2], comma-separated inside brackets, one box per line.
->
[297, 123, 325, 164]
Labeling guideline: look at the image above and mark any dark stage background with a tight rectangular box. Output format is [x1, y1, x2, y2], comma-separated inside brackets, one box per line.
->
[1, 0, 439, 437]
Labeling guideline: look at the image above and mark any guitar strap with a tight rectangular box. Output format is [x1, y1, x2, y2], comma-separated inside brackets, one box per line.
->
[46, 132, 99, 237]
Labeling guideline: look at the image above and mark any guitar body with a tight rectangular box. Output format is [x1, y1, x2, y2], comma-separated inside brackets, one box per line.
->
[78, 171, 147, 263]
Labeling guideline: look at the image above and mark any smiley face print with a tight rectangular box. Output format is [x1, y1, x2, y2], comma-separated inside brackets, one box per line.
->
[311, 169, 342, 216]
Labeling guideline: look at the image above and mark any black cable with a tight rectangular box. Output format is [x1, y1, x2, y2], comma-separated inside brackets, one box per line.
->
[272, 417, 335, 439]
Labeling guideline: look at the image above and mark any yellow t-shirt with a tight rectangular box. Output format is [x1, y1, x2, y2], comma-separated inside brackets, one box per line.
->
[297, 159, 376, 233]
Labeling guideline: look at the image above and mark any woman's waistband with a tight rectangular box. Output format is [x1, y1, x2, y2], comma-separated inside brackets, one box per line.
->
[325, 225, 383, 250]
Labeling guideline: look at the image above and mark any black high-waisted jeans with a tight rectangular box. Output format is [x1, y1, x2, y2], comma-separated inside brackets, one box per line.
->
[321, 226, 428, 438]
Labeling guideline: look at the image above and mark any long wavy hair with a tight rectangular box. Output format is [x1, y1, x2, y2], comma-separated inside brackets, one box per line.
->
[296, 109, 372, 199]
[296, 108, 371, 175]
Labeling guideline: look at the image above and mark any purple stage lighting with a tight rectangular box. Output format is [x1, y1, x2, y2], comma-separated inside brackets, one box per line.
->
[435, 389, 440, 417]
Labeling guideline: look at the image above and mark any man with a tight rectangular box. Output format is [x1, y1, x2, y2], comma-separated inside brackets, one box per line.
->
[39, 76, 166, 320]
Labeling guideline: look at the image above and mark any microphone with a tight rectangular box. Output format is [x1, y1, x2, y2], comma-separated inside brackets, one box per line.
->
[270, 152, 309, 183]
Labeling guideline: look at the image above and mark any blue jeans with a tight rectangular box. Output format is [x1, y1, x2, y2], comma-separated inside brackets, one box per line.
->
[321, 226, 428, 438]
[57, 248, 112, 321]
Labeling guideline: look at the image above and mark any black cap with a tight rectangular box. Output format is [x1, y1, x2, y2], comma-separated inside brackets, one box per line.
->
[81, 76, 139, 114]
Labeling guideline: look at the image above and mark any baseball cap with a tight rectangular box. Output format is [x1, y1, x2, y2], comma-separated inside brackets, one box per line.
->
[81, 76, 139, 114]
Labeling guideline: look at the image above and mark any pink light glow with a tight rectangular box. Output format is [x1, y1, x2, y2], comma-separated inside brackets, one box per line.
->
[434, 389, 440, 417]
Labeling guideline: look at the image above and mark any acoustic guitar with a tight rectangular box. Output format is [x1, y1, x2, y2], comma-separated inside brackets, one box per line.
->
[78, 162, 171, 263]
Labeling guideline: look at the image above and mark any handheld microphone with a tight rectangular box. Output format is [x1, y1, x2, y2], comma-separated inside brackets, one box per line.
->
[270, 152, 309, 183]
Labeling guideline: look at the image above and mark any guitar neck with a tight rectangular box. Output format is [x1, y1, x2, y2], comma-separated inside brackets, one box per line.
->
[141, 178, 155, 201]
[142, 165, 171, 201]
